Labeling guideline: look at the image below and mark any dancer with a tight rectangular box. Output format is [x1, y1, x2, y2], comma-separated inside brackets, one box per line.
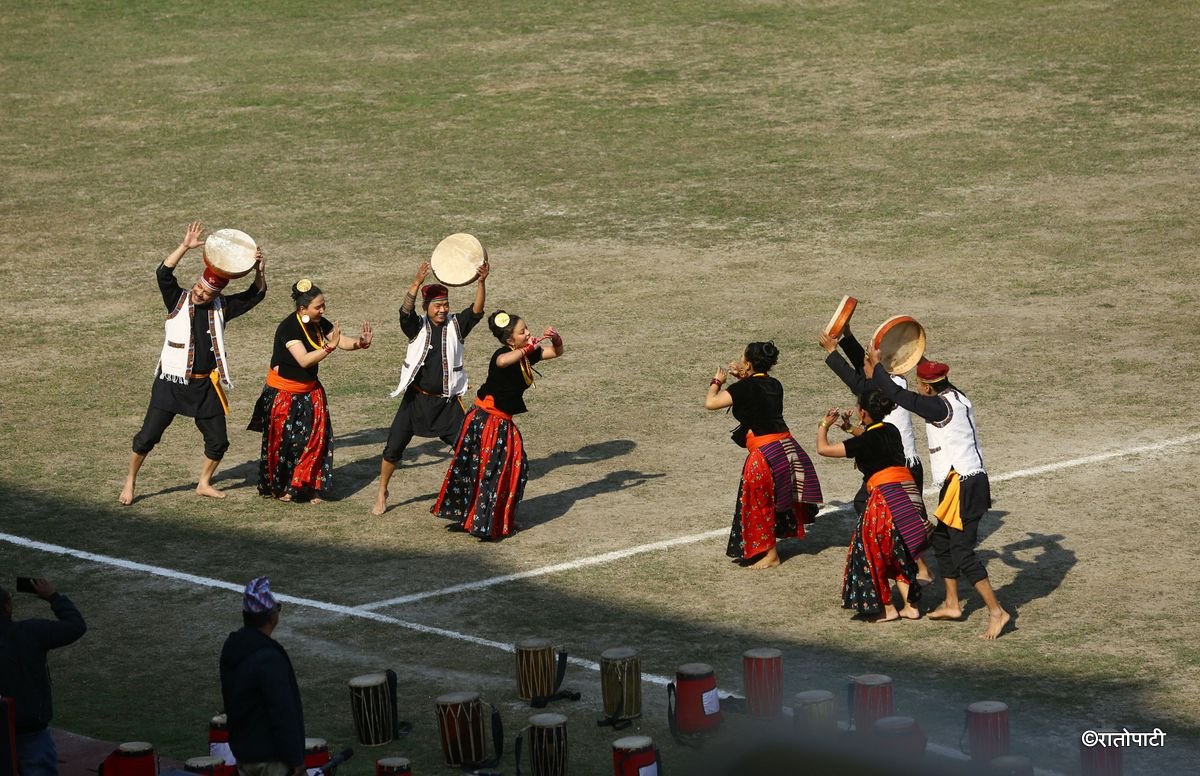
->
[373, 259, 489, 515]
[816, 392, 928, 622]
[705, 342, 822, 569]
[120, 221, 266, 505]
[868, 351, 1011, 639]
[431, 310, 563, 539]
[820, 326, 932, 584]
[248, 279, 372, 503]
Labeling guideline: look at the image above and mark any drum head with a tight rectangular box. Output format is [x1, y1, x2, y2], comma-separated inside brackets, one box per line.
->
[793, 690, 834, 704]
[677, 662, 714, 678]
[203, 229, 257, 279]
[119, 742, 154, 754]
[210, 713, 227, 727]
[601, 646, 638, 660]
[529, 712, 567, 727]
[872, 316, 926, 375]
[349, 672, 388, 687]
[824, 295, 858, 338]
[304, 738, 328, 750]
[612, 735, 654, 751]
[873, 715, 916, 734]
[967, 700, 1008, 714]
[854, 673, 892, 686]
[436, 690, 480, 705]
[185, 757, 224, 768]
[430, 233, 486, 286]
[516, 637, 553, 650]
[376, 757, 411, 767]
[743, 647, 782, 660]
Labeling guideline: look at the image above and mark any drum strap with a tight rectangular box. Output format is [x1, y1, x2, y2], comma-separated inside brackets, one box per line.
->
[530, 651, 581, 708]
[596, 670, 632, 730]
[846, 678, 856, 732]
[474, 708, 504, 771]
[384, 670, 413, 738]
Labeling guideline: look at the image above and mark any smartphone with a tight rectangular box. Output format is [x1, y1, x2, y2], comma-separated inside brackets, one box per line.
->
[15, 577, 37, 594]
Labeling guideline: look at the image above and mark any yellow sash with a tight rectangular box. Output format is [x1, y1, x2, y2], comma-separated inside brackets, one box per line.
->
[933, 471, 963, 530]
[191, 371, 230, 416]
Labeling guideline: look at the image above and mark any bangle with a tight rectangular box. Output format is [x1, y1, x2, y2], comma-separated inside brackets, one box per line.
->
[323, 343, 335, 354]
[710, 378, 723, 388]
[819, 420, 830, 429]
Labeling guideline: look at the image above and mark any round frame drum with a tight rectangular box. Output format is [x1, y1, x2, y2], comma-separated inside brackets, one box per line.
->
[518, 713, 568, 776]
[203, 229, 258, 281]
[516, 638, 556, 701]
[792, 690, 837, 735]
[600, 647, 642, 721]
[669, 663, 721, 735]
[966, 700, 1010, 762]
[824, 295, 858, 339]
[349, 672, 395, 747]
[611, 735, 658, 776]
[872, 316, 926, 375]
[435, 691, 490, 767]
[430, 233, 487, 286]
[374, 757, 412, 776]
[850, 674, 894, 734]
[742, 648, 784, 718]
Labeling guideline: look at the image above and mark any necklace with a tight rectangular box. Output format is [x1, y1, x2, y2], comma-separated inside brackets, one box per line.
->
[296, 312, 325, 350]
[511, 346, 535, 387]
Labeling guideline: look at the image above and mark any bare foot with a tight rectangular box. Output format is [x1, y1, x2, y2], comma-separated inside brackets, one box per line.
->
[980, 609, 1011, 640]
[869, 609, 901, 624]
[748, 548, 780, 570]
[309, 497, 323, 505]
[371, 491, 389, 516]
[196, 483, 226, 500]
[899, 606, 922, 620]
[927, 605, 964, 621]
[278, 494, 293, 503]
[119, 479, 136, 506]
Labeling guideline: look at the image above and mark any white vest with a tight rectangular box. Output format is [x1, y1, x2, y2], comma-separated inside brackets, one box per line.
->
[157, 292, 232, 387]
[925, 388, 985, 484]
[884, 374, 919, 466]
[390, 314, 468, 399]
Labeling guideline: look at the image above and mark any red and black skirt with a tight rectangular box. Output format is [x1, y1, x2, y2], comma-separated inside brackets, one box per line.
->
[431, 399, 527, 540]
[726, 432, 823, 561]
[248, 377, 333, 500]
[841, 470, 925, 615]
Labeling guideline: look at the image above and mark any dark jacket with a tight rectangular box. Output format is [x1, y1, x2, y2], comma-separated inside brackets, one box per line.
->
[0, 593, 88, 732]
[219, 626, 305, 768]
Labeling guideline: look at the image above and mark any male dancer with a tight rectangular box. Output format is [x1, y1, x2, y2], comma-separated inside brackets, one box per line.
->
[372, 259, 488, 515]
[868, 349, 1011, 639]
[120, 221, 266, 504]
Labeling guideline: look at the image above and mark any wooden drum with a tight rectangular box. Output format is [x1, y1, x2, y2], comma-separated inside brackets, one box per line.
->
[516, 713, 569, 776]
[183, 757, 225, 776]
[435, 691, 495, 767]
[873, 716, 926, 760]
[516, 638, 557, 702]
[792, 690, 837, 735]
[966, 700, 1010, 762]
[849, 673, 893, 733]
[374, 756, 412, 776]
[99, 742, 157, 776]
[303, 738, 329, 776]
[349, 672, 395, 747]
[600, 647, 642, 722]
[668, 663, 721, 736]
[611, 735, 659, 776]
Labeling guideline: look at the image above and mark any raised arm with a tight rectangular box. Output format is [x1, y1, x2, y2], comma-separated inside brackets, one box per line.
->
[399, 261, 430, 338]
[336, 321, 372, 351]
[163, 220, 204, 269]
[815, 408, 849, 458]
[27, 579, 87, 649]
[704, 366, 734, 410]
[821, 331, 868, 395]
[471, 258, 489, 315]
[866, 348, 948, 423]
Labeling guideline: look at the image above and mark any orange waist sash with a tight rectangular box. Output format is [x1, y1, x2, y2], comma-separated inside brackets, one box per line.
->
[474, 395, 513, 421]
[745, 430, 790, 453]
[866, 465, 914, 494]
[189, 371, 229, 416]
[265, 369, 318, 394]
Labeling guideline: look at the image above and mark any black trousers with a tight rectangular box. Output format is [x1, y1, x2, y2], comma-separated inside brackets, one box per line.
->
[132, 406, 229, 461]
[853, 458, 925, 517]
[929, 472, 992, 584]
[382, 406, 458, 463]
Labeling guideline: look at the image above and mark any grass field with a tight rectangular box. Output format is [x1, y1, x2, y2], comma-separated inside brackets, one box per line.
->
[3, 1, 1199, 774]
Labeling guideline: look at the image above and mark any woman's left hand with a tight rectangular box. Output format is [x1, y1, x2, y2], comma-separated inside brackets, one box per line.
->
[358, 321, 373, 349]
[714, 366, 728, 385]
[821, 407, 841, 428]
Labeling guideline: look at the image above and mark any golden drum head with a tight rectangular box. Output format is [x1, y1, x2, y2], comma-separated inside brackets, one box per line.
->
[872, 316, 926, 375]
[203, 229, 257, 279]
[430, 233, 486, 286]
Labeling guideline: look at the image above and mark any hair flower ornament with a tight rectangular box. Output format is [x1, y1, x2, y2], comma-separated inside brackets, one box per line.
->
[296, 278, 312, 293]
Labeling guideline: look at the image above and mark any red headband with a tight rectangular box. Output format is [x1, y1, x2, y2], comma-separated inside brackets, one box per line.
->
[198, 267, 230, 293]
[422, 283, 449, 305]
[916, 359, 950, 383]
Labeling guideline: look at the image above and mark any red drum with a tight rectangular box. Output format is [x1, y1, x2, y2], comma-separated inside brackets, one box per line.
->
[184, 756, 225, 775]
[1079, 734, 1123, 776]
[100, 742, 157, 776]
[207, 714, 236, 775]
[668, 663, 721, 735]
[988, 754, 1035, 775]
[742, 648, 784, 719]
[375, 756, 412, 776]
[873, 716, 926, 759]
[303, 738, 330, 776]
[849, 674, 893, 733]
[611, 735, 658, 776]
[792, 690, 837, 735]
[435, 691, 499, 767]
[966, 700, 1010, 761]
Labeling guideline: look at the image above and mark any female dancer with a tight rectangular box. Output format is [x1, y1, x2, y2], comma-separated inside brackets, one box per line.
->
[815, 389, 928, 621]
[705, 341, 822, 569]
[431, 310, 563, 539]
[248, 279, 372, 502]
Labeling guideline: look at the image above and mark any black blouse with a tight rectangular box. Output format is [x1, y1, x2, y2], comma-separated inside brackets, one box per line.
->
[477, 346, 544, 415]
[842, 422, 906, 481]
[725, 375, 789, 436]
[272, 313, 335, 383]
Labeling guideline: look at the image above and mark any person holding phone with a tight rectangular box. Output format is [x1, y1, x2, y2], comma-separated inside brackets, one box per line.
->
[0, 578, 88, 776]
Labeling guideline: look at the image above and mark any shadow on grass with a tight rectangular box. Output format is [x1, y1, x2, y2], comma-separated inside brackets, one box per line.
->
[0, 481, 1189, 776]
[521, 469, 664, 528]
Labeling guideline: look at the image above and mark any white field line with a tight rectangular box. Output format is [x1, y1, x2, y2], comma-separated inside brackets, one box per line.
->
[357, 432, 1200, 611]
